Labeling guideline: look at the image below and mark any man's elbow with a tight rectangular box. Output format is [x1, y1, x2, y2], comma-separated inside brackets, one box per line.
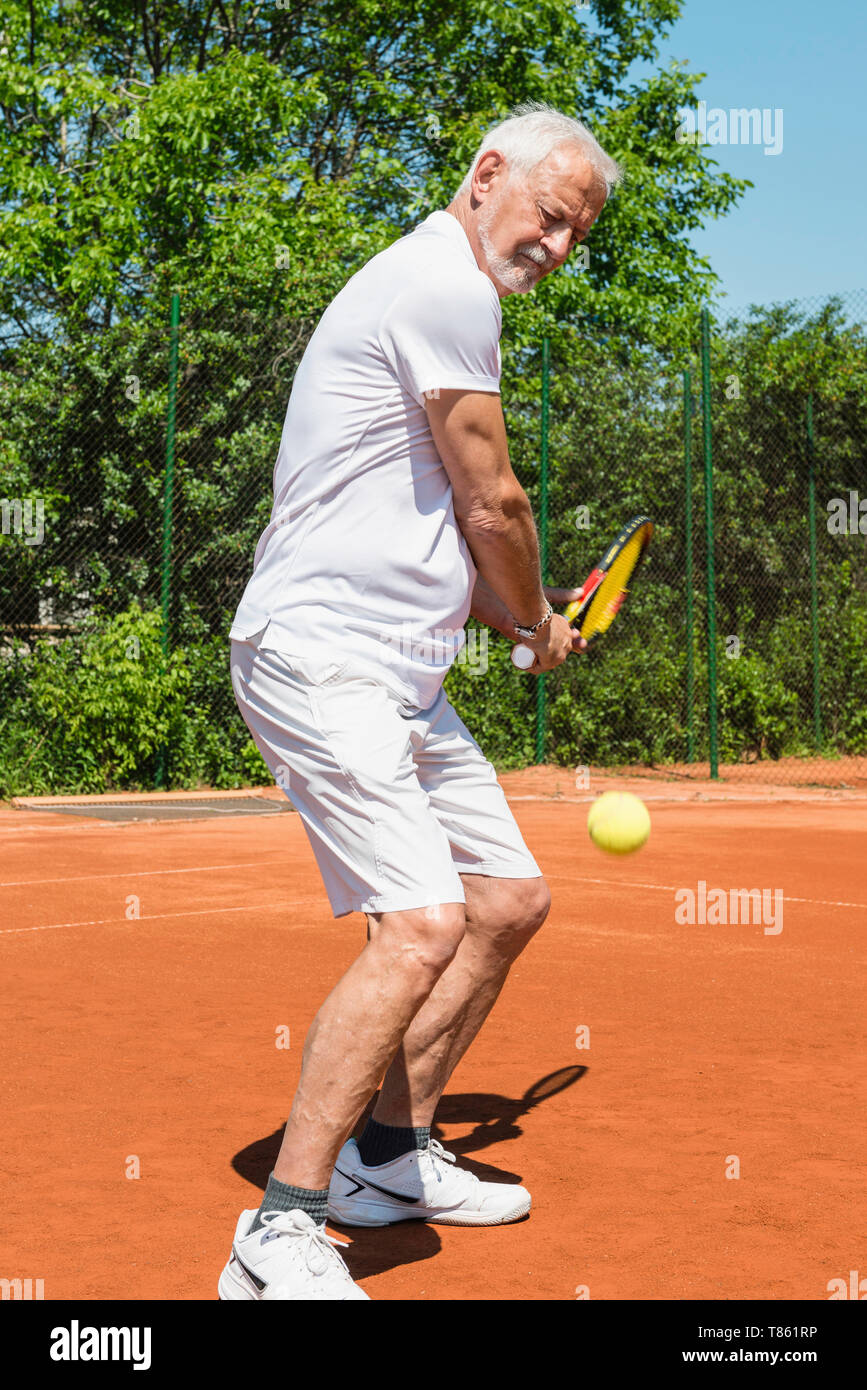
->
[457, 484, 531, 537]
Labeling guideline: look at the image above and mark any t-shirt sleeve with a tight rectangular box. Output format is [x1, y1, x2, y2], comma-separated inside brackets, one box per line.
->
[379, 271, 502, 406]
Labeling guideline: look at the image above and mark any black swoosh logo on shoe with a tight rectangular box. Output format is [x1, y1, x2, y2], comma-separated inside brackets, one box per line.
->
[233, 1247, 267, 1292]
[352, 1174, 422, 1204]
[333, 1167, 366, 1198]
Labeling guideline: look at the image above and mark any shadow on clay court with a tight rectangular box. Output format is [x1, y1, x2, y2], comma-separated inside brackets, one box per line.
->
[231, 1066, 587, 1277]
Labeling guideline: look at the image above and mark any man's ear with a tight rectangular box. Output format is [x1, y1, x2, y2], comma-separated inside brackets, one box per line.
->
[471, 149, 506, 201]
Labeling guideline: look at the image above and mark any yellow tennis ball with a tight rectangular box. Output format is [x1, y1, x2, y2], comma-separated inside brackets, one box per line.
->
[587, 791, 651, 855]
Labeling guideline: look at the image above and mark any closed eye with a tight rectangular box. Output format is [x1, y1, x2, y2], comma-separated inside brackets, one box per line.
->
[540, 206, 584, 247]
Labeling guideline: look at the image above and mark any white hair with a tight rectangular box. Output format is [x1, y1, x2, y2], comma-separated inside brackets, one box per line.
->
[454, 101, 622, 199]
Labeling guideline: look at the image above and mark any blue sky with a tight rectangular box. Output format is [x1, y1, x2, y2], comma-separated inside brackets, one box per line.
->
[637, 0, 866, 313]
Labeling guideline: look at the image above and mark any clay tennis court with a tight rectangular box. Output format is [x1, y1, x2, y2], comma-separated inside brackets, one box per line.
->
[1, 767, 864, 1301]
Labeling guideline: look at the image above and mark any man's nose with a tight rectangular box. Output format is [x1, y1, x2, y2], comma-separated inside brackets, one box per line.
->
[541, 228, 572, 262]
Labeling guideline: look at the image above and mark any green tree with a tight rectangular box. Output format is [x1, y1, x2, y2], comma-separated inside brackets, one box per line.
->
[20, 5, 867, 793]
[0, 0, 746, 343]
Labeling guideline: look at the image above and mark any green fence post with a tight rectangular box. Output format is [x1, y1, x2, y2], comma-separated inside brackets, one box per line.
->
[806, 393, 823, 748]
[536, 337, 550, 765]
[156, 291, 181, 790]
[683, 368, 695, 762]
[700, 309, 719, 778]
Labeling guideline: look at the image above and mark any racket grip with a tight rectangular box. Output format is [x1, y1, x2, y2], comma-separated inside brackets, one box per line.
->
[511, 644, 536, 670]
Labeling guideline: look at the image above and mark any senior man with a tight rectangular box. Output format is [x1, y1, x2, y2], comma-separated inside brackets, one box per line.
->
[222, 101, 621, 1301]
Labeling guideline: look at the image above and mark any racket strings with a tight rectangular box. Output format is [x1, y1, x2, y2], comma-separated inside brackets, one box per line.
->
[580, 535, 645, 638]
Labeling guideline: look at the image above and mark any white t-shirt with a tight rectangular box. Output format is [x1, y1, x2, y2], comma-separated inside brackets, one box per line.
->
[229, 210, 502, 710]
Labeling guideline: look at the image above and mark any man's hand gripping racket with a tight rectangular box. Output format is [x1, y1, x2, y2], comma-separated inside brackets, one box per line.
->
[512, 515, 654, 671]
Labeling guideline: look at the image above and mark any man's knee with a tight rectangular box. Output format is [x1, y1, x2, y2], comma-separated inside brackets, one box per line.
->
[466, 876, 551, 951]
[510, 877, 551, 934]
[369, 902, 466, 979]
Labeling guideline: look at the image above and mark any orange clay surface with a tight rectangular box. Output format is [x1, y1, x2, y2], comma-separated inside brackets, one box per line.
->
[1, 767, 864, 1301]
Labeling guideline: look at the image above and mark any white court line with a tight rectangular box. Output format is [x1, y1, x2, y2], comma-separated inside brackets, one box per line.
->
[548, 873, 867, 912]
[0, 898, 326, 935]
[0, 822, 292, 836]
[509, 793, 867, 805]
[0, 859, 292, 889]
[4, 876, 863, 937]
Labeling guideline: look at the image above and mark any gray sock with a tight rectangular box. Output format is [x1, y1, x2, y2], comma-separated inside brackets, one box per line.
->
[247, 1171, 330, 1234]
[357, 1116, 431, 1167]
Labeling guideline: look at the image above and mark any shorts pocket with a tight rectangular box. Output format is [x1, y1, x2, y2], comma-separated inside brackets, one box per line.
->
[258, 650, 349, 687]
[309, 678, 411, 787]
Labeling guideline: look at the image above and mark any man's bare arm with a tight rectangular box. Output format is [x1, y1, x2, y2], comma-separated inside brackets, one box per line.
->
[426, 390, 547, 627]
[426, 389, 576, 670]
[468, 572, 518, 638]
[470, 574, 588, 657]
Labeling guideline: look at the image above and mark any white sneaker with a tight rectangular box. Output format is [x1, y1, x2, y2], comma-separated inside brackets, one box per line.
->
[218, 1208, 370, 1300]
[328, 1138, 531, 1228]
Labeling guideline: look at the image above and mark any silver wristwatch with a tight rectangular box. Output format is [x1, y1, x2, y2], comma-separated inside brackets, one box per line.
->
[513, 601, 554, 641]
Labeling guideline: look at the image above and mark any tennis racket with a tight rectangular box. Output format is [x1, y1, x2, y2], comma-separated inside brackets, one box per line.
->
[511, 514, 654, 670]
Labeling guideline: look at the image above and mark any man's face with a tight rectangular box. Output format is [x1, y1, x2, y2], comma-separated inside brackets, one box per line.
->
[475, 145, 608, 295]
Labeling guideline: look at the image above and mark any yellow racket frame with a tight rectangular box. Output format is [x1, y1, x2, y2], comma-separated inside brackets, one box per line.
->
[564, 517, 653, 642]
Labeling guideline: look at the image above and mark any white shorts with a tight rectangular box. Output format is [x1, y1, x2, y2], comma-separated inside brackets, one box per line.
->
[229, 635, 542, 918]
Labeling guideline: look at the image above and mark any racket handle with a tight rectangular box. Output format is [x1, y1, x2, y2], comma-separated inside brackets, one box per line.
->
[511, 644, 536, 670]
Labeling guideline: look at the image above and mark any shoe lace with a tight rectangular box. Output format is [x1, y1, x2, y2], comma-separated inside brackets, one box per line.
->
[261, 1210, 351, 1278]
[426, 1139, 479, 1187]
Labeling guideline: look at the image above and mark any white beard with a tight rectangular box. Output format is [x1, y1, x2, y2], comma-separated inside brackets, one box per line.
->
[477, 204, 549, 294]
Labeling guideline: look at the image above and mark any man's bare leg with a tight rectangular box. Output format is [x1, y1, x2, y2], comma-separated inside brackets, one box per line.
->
[271, 901, 465, 1191]
[371, 875, 550, 1129]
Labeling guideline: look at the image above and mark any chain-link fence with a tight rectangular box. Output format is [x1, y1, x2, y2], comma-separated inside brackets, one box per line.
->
[519, 293, 867, 785]
[2, 289, 865, 795]
[0, 289, 303, 793]
[684, 294, 867, 782]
